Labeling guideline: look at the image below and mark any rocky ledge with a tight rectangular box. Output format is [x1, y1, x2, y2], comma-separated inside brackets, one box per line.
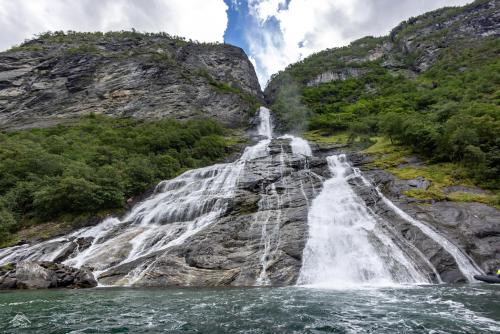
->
[96, 138, 326, 286]
[0, 261, 97, 289]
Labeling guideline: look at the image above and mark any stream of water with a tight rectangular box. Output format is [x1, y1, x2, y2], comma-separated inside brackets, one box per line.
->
[0, 107, 482, 287]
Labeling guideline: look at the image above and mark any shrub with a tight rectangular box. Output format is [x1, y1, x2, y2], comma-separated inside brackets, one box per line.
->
[0, 115, 239, 244]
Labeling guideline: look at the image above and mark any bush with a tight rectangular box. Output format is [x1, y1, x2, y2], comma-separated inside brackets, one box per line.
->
[0, 116, 238, 243]
[33, 177, 102, 218]
[270, 36, 499, 190]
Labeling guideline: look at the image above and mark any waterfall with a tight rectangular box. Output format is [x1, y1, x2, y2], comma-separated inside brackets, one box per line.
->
[0, 107, 275, 285]
[0, 106, 483, 287]
[297, 154, 429, 288]
[376, 192, 482, 282]
[350, 166, 482, 282]
[279, 135, 312, 157]
[257, 106, 272, 139]
[0, 161, 246, 276]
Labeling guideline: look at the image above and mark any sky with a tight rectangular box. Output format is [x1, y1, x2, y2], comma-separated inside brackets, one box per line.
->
[0, 0, 473, 87]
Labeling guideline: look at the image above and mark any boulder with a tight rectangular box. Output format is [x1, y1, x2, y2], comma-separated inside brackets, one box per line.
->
[0, 261, 97, 290]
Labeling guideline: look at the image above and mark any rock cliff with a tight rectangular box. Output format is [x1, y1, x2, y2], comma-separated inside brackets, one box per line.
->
[96, 139, 324, 286]
[0, 32, 262, 130]
[2, 134, 497, 287]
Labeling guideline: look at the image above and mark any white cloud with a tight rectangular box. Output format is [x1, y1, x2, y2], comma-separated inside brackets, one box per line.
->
[0, 0, 228, 51]
[247, 0, 473, 87]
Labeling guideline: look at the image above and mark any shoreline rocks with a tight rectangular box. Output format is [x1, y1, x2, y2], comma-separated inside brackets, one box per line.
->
[0, 261, 97, 290]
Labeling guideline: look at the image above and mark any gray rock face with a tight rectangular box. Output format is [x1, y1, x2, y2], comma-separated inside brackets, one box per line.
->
[97, 138, 325, 286]
[306, 68, 368, 87]
[0, 261, 97, 289]
[390, 0, 500, 72]
[0, 33, 262, 130]
[0, 140, 497, 286]
[354, 166, 500, 280]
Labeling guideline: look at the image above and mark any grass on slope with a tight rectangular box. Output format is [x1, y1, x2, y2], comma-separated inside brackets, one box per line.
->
[362, 137, 499, 207]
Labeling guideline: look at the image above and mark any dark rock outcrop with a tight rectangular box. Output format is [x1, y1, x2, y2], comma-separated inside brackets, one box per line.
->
[306, 68, 368, 86]
[0, 261, 97, 289]
[0, 32, 263, 130]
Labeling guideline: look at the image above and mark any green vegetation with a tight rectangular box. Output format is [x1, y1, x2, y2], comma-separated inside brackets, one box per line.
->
[269, 36, 386, 85]
[15, 30, 218, 47]
[197, 69, 260, 114]
[0, 115, 244, 246]
[359, 137, 499, 207]
[270, 36, 499, 191]
[7, 44, 45, 52]
[0, 263, 15, 272]
[303, 130, 351, 145]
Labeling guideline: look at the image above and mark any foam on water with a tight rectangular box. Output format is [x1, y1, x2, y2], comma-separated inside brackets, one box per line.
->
[1, 286, 499, 333]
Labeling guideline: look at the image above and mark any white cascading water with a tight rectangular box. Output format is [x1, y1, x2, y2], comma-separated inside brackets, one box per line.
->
[297, 154, 429, 288]
[0, 106, 482, 287]
[254, 108, 281, 285]
[0, 107, 274, 285]
[376, 192, 482, 282]
[351, 169, 482, 282]
[279, 134, 312, 157]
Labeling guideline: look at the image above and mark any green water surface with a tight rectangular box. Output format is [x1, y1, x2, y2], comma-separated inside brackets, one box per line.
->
[1, 285, 499, 333]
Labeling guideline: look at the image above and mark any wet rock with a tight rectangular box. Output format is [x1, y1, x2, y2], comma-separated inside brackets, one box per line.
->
[97, 138, 325, 287]
[52, 237, 94, 263]
[355, 162, 500, 282]
[0, 261, 97, 289]
[407, 176, 431, 190]
[413, 202, 500, 274]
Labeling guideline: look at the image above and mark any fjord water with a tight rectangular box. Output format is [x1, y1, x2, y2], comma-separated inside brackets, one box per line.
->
[1, 107, 497, 332]
[1, 286, 500, 333]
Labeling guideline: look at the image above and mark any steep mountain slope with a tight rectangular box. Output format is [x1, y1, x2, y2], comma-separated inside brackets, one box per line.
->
[263, 0, 500, 278]
[0, 31, 262, 130]
[266, 0, 498, 104]
[265, 0, 499, 190]
[0, 31, 262, 247]
[0, 3, 499, 289]
[2, 108, 493, 287]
